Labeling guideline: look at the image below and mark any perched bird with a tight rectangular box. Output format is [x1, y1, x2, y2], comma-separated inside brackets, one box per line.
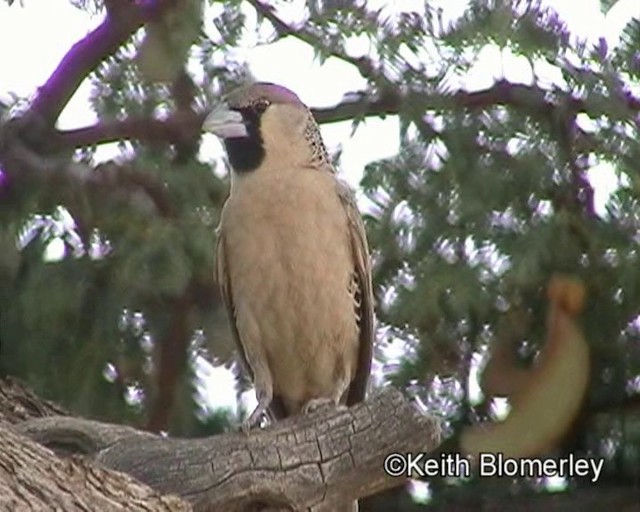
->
[204, 82, 374, 438]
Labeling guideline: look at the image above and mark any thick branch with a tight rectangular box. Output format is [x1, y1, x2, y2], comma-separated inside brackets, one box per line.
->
[18, 388, 441, 512]
[0, 424, 190, 511]
[0, 376, 67, 426]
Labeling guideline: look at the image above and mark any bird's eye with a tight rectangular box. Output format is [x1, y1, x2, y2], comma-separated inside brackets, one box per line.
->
[252, 99, 270, 114]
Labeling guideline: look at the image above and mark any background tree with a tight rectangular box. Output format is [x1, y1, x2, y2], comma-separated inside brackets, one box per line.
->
[1, 0, 640, 509]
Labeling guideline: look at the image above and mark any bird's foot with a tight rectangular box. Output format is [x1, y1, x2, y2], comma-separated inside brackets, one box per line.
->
[240, 403, 268, 435]
[302, 397, 343, 415]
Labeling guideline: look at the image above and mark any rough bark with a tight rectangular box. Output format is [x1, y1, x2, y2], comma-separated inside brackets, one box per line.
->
[0, 425, 189, 511]
[17, 390, 439, 511]
[0, 377, 191, 511]
[1, 378, 440, 511]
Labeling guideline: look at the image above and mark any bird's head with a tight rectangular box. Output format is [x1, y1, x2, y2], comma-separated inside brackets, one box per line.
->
[203, 82, 328, 173]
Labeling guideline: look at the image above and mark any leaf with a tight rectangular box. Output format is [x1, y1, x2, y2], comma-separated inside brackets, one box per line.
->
[599, 0, 621, 14]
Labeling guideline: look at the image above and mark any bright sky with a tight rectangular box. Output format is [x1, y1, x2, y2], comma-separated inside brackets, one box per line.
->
[0, 0, 638, 415]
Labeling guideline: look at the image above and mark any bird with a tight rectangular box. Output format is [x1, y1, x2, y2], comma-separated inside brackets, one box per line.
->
[203, 83, 374, 510]
[204, 82, 374, 421]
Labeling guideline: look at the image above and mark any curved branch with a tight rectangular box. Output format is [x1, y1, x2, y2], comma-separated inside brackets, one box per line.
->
[28, 0, 179, 127]
[18, 388, 441, 512]
[246, 0, 377, 80]
[47, 78, 640, 149]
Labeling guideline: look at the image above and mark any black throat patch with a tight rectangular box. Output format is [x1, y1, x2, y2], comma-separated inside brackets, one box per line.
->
[224, 104, 267, 173]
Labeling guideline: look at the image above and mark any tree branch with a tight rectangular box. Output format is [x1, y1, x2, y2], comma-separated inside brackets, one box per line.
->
[246, 0, 378, 80]
[19, 388, 441, 512]
[27, 0, 179, 128]
[52, 112, 205, 149]
[146, 286, 193, 433]
[313, 92, 402, 124]
[45, 78, 640, 150]
[0, 425, 190, 510]
[0, 376, 67, 425]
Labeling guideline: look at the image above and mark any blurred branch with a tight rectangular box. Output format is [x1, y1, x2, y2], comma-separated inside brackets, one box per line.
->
[53, 73, 202, 160]
[313, 91, 402, 123]
[246, 0, 378, 80]
[145, 285, 192, 433]
[170, 72, 200, 163]
[50, 96, 402, 150]
[448, 79, 638, 114]
[46, 79, 639, 149]
[102, 0, 125, 15]
[28, 0, 179, 128]
[52, 111, 205, 149]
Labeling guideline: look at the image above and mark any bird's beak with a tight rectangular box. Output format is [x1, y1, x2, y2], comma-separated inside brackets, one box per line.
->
[203, 103, 248, 139]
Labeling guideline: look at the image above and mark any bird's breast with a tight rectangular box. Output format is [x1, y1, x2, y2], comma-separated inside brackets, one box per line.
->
[221, 168, 359, 409]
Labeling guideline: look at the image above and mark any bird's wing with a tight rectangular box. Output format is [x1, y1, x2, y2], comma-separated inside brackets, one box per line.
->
[336, 180, 375, 406]
[215, 226, 253, 381]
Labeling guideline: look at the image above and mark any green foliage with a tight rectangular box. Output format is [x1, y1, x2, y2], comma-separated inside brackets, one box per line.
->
[614, 16, 640, 79]
[439, 0, 571, 60]
[599, 0, 622, 14]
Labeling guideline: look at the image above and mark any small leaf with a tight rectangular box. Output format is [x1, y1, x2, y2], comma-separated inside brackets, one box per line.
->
[599, 0, 621, 14]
